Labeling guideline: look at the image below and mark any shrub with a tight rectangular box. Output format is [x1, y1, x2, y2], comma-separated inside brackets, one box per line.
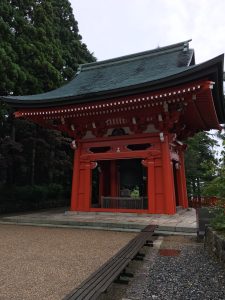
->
[32, 185, 48, 202]
[47, 183, 63, 199]
[210, 199, 225, 231]
[202, 177, 225, 199]
[14, 186, 34, 203]
[0, 183, 70, 214]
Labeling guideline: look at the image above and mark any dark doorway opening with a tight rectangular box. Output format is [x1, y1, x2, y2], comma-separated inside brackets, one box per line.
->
[91, 159, 147, 209]
[118, 159, 146, 198]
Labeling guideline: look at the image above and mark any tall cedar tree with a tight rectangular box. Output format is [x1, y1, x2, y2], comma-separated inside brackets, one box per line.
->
[0, 0, 95, 187]
[0, 0, 94, 95]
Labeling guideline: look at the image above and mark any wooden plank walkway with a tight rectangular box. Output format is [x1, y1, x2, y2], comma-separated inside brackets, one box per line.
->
[63, 225, 157, 300]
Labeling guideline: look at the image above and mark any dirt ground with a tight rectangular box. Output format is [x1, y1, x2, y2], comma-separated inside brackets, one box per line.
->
[0, 224, 136, 300]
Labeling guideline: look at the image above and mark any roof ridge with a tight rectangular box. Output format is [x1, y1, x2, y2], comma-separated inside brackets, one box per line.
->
[80, 40, 192, 71]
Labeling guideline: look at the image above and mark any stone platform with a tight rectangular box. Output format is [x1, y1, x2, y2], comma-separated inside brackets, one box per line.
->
[0, 207, 197, 234]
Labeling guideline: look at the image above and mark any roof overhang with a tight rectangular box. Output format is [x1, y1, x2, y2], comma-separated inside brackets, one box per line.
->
[1, 55, 224, 123]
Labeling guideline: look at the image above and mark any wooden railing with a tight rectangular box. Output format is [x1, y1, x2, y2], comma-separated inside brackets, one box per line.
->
[100, 196, 148, 210]
[188, 196, 218, 208]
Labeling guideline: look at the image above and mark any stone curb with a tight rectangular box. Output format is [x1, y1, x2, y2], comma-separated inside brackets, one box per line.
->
[0, 218, 197, 234]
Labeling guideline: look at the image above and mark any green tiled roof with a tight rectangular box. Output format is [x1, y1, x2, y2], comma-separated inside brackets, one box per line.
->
[2, 40, 194, 102]
[1, 40, 225, 122]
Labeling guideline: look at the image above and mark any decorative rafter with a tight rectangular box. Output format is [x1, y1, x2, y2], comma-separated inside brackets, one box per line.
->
[13, 79, 219, 140]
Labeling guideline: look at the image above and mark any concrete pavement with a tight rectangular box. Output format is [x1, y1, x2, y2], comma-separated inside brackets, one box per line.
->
[0, 207, 197, 234]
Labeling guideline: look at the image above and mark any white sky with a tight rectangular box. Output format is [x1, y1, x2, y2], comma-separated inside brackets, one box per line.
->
[70, 0, 225, 64]
[70, 0, 225, 154]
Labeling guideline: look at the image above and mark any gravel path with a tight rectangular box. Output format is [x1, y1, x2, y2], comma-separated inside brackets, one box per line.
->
[124, 236, 225, 300]
[0, 224, 136, 300]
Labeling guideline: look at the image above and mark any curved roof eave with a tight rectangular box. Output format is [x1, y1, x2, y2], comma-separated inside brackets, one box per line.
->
[1, 55, 224, 122]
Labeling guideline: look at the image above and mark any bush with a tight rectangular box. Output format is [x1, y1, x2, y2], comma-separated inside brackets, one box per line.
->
[202, 169, 225, 231]
[32, 185, 48, 202]
[210, 199, 225, 231]
[0, 183, 70, 214]
[47, 183, 63, 199]
[14, 186, 36, 203]
[202, 177, 225, 199]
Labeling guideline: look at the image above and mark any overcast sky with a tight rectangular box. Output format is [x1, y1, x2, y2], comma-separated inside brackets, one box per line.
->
[70, 0, 225, 65]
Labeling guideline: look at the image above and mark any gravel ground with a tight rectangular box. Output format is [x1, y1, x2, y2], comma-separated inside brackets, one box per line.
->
[123, 236, 225, 300]
[0, 224, 136, 300]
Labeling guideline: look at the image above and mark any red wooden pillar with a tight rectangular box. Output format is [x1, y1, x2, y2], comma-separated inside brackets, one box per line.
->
[84, 162, 92, 210]
[110, 160, 118, 197]
[70, 143, 81, 211]
[77, 161, 92, 211]
[161, 135, 176, 214]
[177, 150, 188, 208]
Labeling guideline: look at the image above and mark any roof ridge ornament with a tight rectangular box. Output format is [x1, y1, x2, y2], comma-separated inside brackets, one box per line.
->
[183, 42, 189, 52]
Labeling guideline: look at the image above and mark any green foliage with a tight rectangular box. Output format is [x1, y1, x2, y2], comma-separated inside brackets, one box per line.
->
[0, 1, 95, 211]
[217, 130, 225, 165]
[185, 131, 218, 197]
[31, 185, 48, 202]
[202, 171, 225, 199]
[0, 183, 70, 214]
[0, 0, 95, 95]
[201, 130, 225, 200]
[201, 130, 225, 231]
[210, 199, 225, 231]
[130, 186, 140, 198]
[47, 183, 63, 199]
